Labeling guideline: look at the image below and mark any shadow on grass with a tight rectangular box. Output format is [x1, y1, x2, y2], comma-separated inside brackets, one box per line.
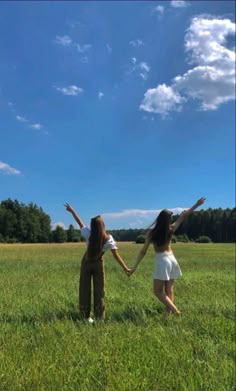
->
[0, 304, 165, 326]
[0, 305, 82, 325]
[109, 305, 164, 324]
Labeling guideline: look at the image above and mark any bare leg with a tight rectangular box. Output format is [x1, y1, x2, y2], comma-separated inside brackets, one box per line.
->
[164, 279, 177, 313]
[154, 280, 180, 314]
[165, 279, 174, 302]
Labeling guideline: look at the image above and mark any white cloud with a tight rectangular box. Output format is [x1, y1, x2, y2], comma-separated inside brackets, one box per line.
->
[176, 17, 236, 110]
[51, 222, 66, 230]
[174, 65, 235, 110]
[54, 35, 92, 59]
[140, 16, 236, 117]
[129, 39, 144, 47]
[55, 85, 83, 96]
[0, 161, 21, 175]
[139, 73, 148, 80]
[129, 59, 150, 80]
[55, 35, 73, 46]
[16, 115, 28, 122]
[155, 5, 165, 15]
[140, 62, 150, 72]
[103, 209, 160, 219]
[170, 0, 188, 8]
[98, 91, 104, 99]
[29, 123, 43, 130]
[77, 43, 92, 53]
[102, 208, 187, 229]
[140, 84, 186, 117]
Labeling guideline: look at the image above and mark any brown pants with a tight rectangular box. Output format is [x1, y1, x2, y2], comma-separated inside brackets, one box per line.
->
[79, 253, 105, 319]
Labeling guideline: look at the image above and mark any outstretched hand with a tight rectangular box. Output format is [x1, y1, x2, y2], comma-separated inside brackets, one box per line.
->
[64, 202, 74, 213]
[196, 197, 206, 206]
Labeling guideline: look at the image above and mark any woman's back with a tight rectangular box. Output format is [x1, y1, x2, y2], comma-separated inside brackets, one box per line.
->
[154, 239, 172, 253]
[149, 209, 174, 253]
[152, 224, 173, 253]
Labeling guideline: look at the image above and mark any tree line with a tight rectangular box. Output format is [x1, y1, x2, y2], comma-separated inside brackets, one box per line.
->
[0, 199, 235, 243]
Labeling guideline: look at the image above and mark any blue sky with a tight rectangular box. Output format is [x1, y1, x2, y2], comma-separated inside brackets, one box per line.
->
[0, 1, 235, 229]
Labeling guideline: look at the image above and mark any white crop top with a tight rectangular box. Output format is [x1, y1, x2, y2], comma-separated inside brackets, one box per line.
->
[81, 226, 118, 251]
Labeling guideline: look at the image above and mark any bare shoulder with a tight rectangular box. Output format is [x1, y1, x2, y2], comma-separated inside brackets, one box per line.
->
[104, 234, 110, 241]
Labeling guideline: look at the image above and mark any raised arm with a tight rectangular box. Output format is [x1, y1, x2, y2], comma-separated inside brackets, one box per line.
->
[110, 249, 131, 274]
[64, 202, 85, 229]
[128, 235, 151, 276]
[171, 197, 206, 233]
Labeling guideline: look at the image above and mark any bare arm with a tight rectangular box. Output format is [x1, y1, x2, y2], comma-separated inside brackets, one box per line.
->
[128, 235, 151, 276]
[64, 202, 85, 229]
[111, 249, 131, 273]
[171, 197, 206, 233]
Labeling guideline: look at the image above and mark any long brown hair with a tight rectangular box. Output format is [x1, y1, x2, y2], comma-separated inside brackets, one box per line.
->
[148, 209, 173, 247]
[87, 215, 107, 258]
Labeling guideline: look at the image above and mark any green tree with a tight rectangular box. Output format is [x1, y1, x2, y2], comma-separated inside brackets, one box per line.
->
[67, 224, 80, 242]
[136, 235, 146, 244]
[53, 226, 67, 243]
[195, 236, 212, 243]
[0, 199, 51, 243]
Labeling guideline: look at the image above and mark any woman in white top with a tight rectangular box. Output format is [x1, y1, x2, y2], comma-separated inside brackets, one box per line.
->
[65, 203, 130, 321]
[128, 197, 206, 314]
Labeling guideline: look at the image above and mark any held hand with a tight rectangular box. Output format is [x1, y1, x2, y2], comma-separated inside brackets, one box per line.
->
[125, 268, 132, 276]
[196, 197, 206, 207]
[64, 202, 74, 213]
[127, 267, 136, 277]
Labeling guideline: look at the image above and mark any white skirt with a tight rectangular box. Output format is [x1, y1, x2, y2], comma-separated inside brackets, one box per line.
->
[153, 252, 182, 281]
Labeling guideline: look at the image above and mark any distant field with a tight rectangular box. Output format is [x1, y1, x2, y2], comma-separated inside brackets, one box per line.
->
[0, 243, 235, 391]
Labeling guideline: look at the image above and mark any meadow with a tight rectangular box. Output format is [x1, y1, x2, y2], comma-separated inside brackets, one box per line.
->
[0, 242, 235, 391]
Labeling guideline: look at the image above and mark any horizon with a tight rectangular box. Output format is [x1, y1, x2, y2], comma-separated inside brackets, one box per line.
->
[0, 1, 235, 230]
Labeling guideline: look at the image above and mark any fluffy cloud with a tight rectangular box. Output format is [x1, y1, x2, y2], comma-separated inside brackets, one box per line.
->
[139, 62, 150, 80]
[129, 59, 150, 80]
[55, 35, 73, 46]
[170, 0, 188, 8]
[140, 16, 235, 117]
[30, 123, 43, 130]
[140, 84, 186, 117]
[16, 115, 28, 122]
[129, 39, 143, 47]
[55, 85, 83, 96]
[55, 35, 92, 53]
[102, 208, 186, 229]
[98, 91, 104, 99]
[54, 35, 92, 62]
[51, 222, 66, 230]
[16, 115, 43, 132]
[140, 62, 150, 73]
[0, 161, 21, 175]
[77, 44, 92, 53]
[154, 5, 165, 15]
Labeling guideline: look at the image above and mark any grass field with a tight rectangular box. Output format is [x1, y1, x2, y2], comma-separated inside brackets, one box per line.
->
[0, 242, 235, 391]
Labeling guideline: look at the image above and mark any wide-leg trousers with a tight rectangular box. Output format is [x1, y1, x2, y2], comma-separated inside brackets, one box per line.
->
[79, 255, 105, 319]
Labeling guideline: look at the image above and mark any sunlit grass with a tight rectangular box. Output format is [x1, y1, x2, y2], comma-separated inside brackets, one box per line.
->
[0, 243, 235, 390]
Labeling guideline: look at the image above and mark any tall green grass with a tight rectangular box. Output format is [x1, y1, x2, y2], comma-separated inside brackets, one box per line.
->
[0, 243, 235, 390]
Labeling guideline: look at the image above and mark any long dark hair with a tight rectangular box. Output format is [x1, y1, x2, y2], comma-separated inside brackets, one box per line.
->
[87, 215, 107, 258]
[148, 209, 173, 247]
